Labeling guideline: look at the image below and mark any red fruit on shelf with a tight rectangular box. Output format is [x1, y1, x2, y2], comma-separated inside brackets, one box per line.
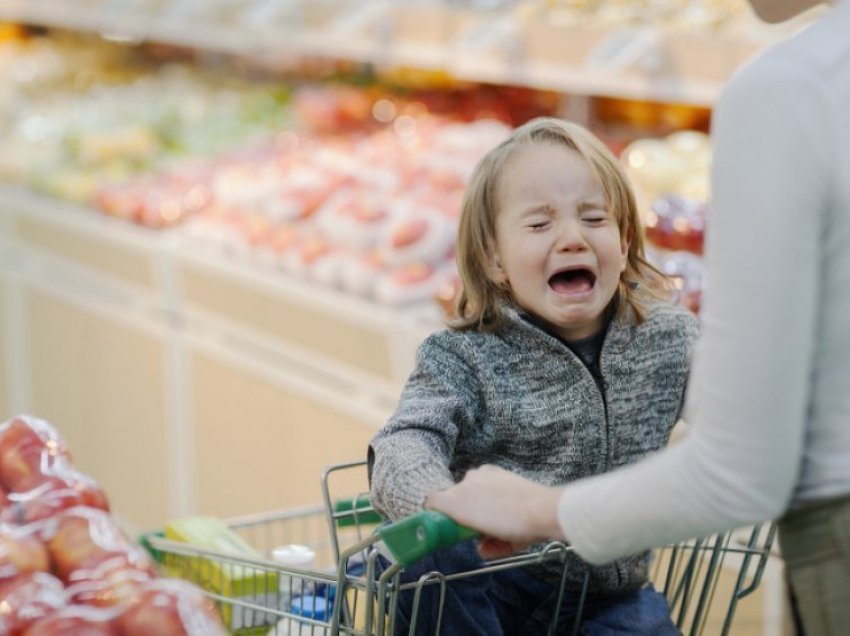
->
[0, 571, 67, 634]
[390, 217, 429, 250]
[391, 262, 433, 285]
[653, 250, 705, 315]
[93, 181, 145, 223]
[380, 209, 454, 267]
[374, 262, 439, 306]
[115, 579, 227, 636]
[645, 194, 706, 255]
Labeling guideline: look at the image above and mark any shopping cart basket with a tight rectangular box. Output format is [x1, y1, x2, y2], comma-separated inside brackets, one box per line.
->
[140, 460, 777, 635]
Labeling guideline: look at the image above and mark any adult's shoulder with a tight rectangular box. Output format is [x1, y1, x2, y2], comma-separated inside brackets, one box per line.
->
[717, 14, 837, 120]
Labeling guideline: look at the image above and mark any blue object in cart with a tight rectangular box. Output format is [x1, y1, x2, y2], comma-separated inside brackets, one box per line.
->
[271, 595, 330, 636]
[313, 553, 365, 610]
[291, 595, 328, 620]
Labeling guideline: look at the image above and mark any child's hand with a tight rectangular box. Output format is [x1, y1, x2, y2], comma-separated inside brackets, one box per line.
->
[426, 465, 566, 554]
[476, 536, 529, 560]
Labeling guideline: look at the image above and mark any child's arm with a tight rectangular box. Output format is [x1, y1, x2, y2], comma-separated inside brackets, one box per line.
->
[370, 336, 480, 521]
[670, 309, 700, 439]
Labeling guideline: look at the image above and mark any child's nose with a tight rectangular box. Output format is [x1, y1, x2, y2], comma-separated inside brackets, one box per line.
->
[556, 221, 588, 252]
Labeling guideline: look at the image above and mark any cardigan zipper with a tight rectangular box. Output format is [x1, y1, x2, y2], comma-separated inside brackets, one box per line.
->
[588, 366, 612, 471]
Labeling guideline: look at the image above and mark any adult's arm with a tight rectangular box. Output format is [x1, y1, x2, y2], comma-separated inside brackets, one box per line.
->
[556, 54, 829, 564]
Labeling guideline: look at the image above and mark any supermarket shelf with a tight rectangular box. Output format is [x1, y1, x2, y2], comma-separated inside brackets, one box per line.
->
[173, 236, 438, 337]
[0, 183, 408, 524]
[0, 185, 436, 329]
[0, 0, 800, 106]
[0, 184, 436, 415]
[451, 55, 723, 106]
[0, 204, 394, 515]
[0, 185, 168, 256]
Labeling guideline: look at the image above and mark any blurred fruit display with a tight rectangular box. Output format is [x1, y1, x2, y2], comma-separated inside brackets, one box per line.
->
[71, 101, 512, 311]
[621, 130, 710, 313]
[0, 27, 720, 317]
[0, 415, 227, 636]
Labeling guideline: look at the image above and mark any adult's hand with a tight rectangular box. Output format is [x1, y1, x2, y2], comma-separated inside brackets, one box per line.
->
[426, 465, 566, 560]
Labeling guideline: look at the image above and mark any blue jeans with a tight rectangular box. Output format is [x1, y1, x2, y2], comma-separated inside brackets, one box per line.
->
[377, 540, 679, 635]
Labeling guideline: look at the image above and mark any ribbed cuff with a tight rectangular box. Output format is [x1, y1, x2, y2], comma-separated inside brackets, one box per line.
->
[379, 461, 455, 520]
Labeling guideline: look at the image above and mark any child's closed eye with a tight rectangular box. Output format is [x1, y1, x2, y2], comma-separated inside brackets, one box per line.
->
[582, 211, 610, 224]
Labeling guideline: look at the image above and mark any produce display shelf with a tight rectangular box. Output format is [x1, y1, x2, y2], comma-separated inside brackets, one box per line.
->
[0, 0, 804, 107]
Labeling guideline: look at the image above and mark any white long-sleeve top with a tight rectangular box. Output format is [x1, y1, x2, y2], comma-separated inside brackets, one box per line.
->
[559, 0, 850, 564]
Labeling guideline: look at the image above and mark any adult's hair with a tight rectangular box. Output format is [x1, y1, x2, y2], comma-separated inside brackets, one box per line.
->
[453, 117, 669, 332]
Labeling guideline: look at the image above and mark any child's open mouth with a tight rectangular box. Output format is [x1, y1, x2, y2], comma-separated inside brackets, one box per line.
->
[549, 268, 596, 295]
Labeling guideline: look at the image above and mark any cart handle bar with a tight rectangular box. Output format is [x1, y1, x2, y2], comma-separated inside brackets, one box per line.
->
[378, 510, 479, 567]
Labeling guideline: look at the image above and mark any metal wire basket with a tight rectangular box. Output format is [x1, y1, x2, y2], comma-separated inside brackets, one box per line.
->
[141, 460, 777, 635]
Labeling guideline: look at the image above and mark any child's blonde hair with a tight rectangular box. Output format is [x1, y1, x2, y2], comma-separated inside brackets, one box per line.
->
[453, 116, 669, 332]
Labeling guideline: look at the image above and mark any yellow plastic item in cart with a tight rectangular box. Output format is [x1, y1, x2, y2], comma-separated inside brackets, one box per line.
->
[165, 516, 278, 633]
[0, 23, 26, 42]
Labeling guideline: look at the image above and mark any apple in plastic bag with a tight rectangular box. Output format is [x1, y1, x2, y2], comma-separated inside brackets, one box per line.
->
[0, 415, 110, 525]
[4, 487, 88, 525]
[115, 579, 227, 636]
[3, 468, 110, 525]
[65, 561, 153, 607]
[54, 464, 110, 511]
[22, 605, 119, 636]
[46, 507, 154, 583]
[0, 571, 67, 634]
[0, 415, 71, 492]
[0, 526, 50, 581]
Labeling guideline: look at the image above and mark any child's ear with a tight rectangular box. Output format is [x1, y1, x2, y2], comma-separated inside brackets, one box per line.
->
[485, 251, 508, 285]
[620, 227, 632, 272]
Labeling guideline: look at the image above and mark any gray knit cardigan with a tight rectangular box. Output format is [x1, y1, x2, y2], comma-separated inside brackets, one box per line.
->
[369, 301, 699, 593]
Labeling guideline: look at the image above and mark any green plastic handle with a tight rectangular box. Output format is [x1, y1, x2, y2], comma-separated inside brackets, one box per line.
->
[377, 510, 479, 567]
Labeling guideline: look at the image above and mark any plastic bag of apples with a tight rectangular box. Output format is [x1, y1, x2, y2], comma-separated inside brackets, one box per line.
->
[0, 414, 227, 636]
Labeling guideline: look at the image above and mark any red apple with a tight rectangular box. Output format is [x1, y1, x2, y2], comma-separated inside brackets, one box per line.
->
[3, 474, 109, 526]
[0, 571, 67, 634]
[66, 563, 152, 607]
[115, 579, 227, 636]
[390, 217, 428, 249]
[55, 465, 110, 512]
[22, 605, 118, 636]
[391, 263, 433, 285]
[4, 481, 83, 526]
[0, 416, 71, 493]
[0, 527, 50, 581]
[46, 507, 154, 584]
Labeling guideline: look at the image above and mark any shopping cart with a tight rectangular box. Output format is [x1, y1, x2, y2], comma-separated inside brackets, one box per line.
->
[141, 460, 777, 635]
